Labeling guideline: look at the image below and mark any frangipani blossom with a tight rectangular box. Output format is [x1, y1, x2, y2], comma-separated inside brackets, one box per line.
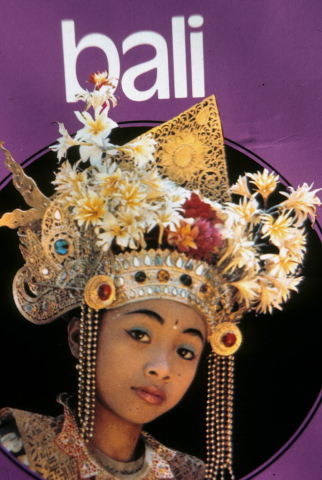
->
[150, 206, 184, 243]
[75, 109, 118, 146]
[96, 212, 132, 250]
[118, 178, 147, 213]
[93, 165, 125, 197]
[279, 182, 322, 225]
[74, 190, 107, 229]
[79, 145, 104, 167]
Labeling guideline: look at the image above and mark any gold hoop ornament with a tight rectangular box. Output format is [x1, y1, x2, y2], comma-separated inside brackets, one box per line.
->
[209, 322, 242, 356]
[84, 275, 116, 310]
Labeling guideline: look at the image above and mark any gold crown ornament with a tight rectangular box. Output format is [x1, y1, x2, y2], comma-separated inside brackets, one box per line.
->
[1, 71, 321, 480]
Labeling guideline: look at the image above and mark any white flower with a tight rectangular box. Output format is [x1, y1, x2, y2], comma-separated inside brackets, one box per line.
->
[255, 277, 281, 314]
[140, 169, 164, 200]
[93, 164, 125, 198]
[52, 160, 87, 196]
[218, 226, 255, 266]
[118, 178, 147, 213]
[279, 182, 322, 225]
[223, 246, 258, 274]
[261, 247, 299, 278]
[225, 197, 261, 228]
[261, 212, 294, 247]
[74, 190, 107, 228]
[49, 123, 78, 161]
[76, 87, 117, 111]
[229, 275, 261, 308]
[262, 274, 303, 304]
[247, 169, 279, 204]
[121, 134, 157, 169]
[75, 109, 118, 146]
[148, 205, 183, 243]
[79, 144, 104, 167]
[230, 175, 252, 198]
[96, 212, 138, 250]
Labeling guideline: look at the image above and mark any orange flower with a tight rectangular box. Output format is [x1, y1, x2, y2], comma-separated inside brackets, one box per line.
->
[167, 222, 199, 252]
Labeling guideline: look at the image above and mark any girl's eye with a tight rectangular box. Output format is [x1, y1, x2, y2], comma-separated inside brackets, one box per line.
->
[177, 348, 195, 360]
[126, 329, 150, 343]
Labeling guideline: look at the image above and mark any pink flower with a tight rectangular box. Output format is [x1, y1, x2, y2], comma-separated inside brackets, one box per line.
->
[189, 218, 223, 261]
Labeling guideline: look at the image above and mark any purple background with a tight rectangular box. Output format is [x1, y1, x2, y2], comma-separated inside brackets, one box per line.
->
[0, 1, 321, 479]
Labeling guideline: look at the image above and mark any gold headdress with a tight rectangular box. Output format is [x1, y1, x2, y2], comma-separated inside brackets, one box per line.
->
[1, 71, 320, 480]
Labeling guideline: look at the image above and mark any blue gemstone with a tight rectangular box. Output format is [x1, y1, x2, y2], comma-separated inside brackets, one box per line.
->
[54, 239, 69, 255]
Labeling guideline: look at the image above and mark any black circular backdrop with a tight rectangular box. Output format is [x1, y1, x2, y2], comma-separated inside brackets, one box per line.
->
[0, 126, 321, 480]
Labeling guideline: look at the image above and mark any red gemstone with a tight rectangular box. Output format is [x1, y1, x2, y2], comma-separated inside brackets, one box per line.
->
[221, 332, 237, 348]
[97, 283, 112, 301]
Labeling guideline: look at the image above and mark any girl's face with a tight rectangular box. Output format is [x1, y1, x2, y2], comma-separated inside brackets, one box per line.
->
[95, 299, 206, 426]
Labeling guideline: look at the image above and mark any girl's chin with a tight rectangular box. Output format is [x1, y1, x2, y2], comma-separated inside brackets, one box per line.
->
[96, 398, 168, 426]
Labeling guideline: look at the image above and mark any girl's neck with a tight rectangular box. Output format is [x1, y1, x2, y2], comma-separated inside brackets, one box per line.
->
[90, 399, 143, 462]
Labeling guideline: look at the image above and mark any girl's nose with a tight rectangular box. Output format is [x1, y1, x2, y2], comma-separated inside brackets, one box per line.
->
[144, 349, 171, 381]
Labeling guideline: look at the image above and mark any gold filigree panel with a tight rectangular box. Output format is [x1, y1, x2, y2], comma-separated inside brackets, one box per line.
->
[114, 96, 230, 203]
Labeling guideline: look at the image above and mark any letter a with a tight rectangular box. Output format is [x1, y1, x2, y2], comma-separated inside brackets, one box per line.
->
[122, 32, 170, 101]
[62, 20, 120, 102]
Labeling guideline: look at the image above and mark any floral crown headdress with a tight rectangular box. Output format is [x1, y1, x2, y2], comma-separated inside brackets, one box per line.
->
[1, 70, 320, 479]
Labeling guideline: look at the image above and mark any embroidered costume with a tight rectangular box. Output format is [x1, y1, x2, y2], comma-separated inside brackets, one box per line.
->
[0, 396, 204, 480]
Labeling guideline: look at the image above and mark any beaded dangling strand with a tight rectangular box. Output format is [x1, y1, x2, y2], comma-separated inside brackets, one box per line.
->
[77, 301, 86, 427]
[205, 353, 235, 480]
[205, 352, 217, 479]
[77, 303, 99, 442]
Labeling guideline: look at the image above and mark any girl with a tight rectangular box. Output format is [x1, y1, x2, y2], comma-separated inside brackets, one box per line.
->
[0, 71, 319, 480]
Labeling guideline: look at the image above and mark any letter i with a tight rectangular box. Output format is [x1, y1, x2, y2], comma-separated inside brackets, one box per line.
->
[172, 16, 188, 98]
[188, 15, 205, 98]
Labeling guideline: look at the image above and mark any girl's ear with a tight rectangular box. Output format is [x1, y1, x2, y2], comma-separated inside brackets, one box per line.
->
[68, 317, 81, 359]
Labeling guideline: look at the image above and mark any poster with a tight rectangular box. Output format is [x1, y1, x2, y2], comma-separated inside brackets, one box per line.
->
[0, 1, 321, 479]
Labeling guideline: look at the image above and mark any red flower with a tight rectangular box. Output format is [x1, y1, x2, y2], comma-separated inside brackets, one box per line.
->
[89, 70, 116, 90]
[183, 193, 223, 224]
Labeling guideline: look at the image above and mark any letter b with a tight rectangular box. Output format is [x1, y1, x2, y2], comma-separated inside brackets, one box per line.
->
[61, 20, 120, 102]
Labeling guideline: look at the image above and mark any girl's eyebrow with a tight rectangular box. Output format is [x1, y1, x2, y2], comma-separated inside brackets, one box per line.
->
[183, 328, 204, 343]
[125, 309, 164, 325]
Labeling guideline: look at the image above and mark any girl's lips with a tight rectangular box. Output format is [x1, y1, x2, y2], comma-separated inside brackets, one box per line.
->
[132, 386, 166, 406]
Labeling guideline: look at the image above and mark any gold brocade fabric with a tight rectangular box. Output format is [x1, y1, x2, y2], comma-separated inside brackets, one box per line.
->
[0, 406, 204, 480]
